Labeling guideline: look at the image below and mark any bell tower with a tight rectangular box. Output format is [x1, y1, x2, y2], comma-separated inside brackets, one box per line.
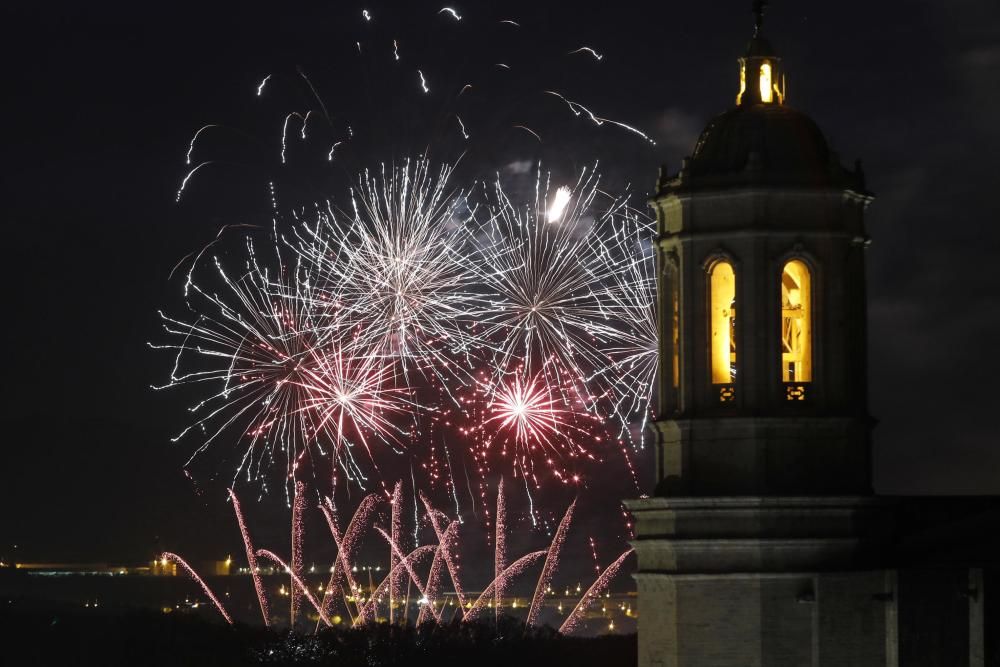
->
[651, 0, 873, 497]
[626, 4, 900, 666]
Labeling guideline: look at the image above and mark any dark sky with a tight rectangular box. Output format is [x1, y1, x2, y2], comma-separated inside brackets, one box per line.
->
[1, 0, 999, 565]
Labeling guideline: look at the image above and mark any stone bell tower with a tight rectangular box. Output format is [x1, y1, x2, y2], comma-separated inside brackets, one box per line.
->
[650, 9, 873, 498]
[625, 3, 902, 665]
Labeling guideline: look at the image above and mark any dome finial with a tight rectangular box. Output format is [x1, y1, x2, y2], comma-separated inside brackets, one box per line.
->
[752, 0, 768, 37]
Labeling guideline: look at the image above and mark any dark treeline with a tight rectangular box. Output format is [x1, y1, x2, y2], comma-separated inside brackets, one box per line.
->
[1, 607, 636, 666]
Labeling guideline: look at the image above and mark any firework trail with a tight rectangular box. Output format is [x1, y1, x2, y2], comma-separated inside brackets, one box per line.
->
[494, 478, 508, 615]
[377, 526, 430, 606]
[256, 549, 334, 627]
[160, 552, 233, 625]
[558, 547, 634, 635]
[389, 481, 403, 624]
[526, 498, 576, 626]
[229, 488, 271, 626]
[355, 544, 435, 625]
[317, 495, 377, 623]
[420, 492, 468, 609]
[463, 550, 547, 622]
[417, 520, 459, 624]
[544, 90, 656, 145]
[290, 480, 306, 626]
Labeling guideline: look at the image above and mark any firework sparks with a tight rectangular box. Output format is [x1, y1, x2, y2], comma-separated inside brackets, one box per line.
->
[290, 480, 306, 626]
[558, 547, 634, 634]
[463, 550, 547, 622]
[256, 549, 334, 627]
[161, 552, 233, 625]
[256, 74, 271, 96]
[569, 46, 604, 61]
[527, 498, 575, 626]
[229, 489, 271, 626]
[545, 90, 656, 145]
[438, 7, 462, 21]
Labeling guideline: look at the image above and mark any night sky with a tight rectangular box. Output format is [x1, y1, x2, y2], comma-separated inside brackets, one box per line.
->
[2, 0, 999, 566]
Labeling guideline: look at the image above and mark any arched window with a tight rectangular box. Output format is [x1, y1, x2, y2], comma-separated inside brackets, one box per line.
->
[709, 261, 737, 385]
[780, 259, 812, 383]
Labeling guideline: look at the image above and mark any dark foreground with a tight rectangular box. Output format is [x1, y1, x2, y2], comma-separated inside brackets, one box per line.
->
[0, 607, 637, 666]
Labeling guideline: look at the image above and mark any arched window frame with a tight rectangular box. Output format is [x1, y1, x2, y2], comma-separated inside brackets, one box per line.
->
[702, 249, 741, 405]
[774, 247, 820, 402]
[660, 249, 682, 416]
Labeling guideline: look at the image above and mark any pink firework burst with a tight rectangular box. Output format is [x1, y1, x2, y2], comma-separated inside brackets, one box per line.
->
[474, 366, 601, 484]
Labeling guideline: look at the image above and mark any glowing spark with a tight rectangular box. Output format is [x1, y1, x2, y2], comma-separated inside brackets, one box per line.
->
[455, 114, 469, 139]
[495, 63, 511, 70]
[513, 125, 542, 142]
[547, 185, 572, 223]
[185, 125, 221, 165]
[500, 19, 520, 26]
[544, 90, 656, 145]
[362, 9, 371, 21]
[327, 141, 342, 161]
[175, 161, 216, 202]
[569, 46, 604, 61]
[438, 7, 462, 21]
[281, 112, 306, 163]
[256, 74, 271, 96]
[418, 70, 430, 93]
[393, 39, 400, 61]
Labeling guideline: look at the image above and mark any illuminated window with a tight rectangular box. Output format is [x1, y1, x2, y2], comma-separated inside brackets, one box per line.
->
[709, 261, 737, 384]
[759, 62, 773, 103]
[781, 259, 812, 382]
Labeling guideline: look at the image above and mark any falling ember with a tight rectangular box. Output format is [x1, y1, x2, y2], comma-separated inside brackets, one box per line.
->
[256, 74, 271, 96]
[568, 46, 604, 61]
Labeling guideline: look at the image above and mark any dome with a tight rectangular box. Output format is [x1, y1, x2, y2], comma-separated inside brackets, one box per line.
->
[688, 103, 839, 186]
